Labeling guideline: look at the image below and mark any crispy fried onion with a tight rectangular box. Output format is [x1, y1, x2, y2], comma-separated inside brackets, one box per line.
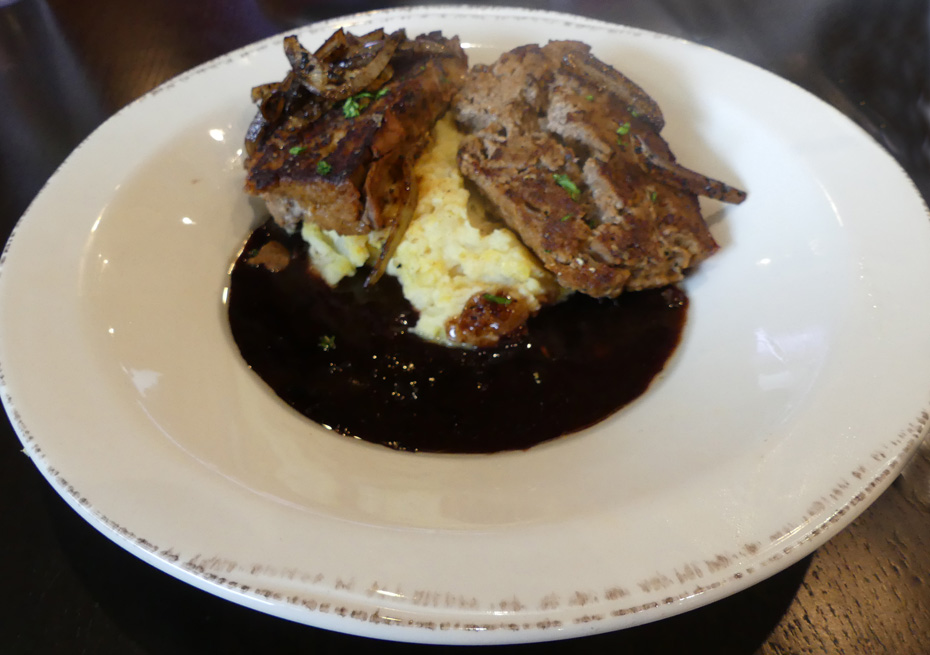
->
[284, 28, 405, 101]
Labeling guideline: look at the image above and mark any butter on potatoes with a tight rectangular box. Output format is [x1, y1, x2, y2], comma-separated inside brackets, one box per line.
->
[301, 114, 565, 347]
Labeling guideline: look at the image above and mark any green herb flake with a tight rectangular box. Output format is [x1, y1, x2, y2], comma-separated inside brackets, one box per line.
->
[318, 335, 336, 351]
[616, 122, 631, 136]
[375, 87, 390, 99]
[560, 214, 573, 222]
[288, 146, 306, 155]
[649, 190, 659, 203]
[628, 106, 640, 117]
[552, 174, 580, 201]
[316, 160, 332, 175]
[342, 91, 377, 118]
[342, 96, 362, 118]
[585, 94, 594, 101]
[482, 293, 513, 305]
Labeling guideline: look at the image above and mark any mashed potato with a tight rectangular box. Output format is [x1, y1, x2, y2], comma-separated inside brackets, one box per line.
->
[300, 222, 384, 287]
[301, 115, 565, 347]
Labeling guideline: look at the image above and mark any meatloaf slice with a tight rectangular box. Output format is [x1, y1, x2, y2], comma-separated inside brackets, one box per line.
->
[244, 30, 467, 237]
[454, 41, 746, 297]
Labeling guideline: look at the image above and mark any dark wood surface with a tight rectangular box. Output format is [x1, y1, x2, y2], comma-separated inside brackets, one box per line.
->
[3, 0, 930, 652]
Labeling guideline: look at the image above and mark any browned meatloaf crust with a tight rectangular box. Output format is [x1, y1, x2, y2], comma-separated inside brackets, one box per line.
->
[455, 40, 746, 297]
[244, 30, 467, 237]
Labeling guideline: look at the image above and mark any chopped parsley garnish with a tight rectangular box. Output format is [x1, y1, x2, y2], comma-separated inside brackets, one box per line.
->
[585, 94, 594, 101]
[649, 190, 659, 203]
[482, 293, 512, 305]
[316, 160, 332, 175]
[375, 87, 390, 99]
[318, 335, 336, 351]
[628, 106, 640, 117]
[560, 214, 572, 222]
[552, 174, 580, 201]
[288, 146, 306, 155]
[342, 91, 375, 118]
[342, 96, 362, 118]
[616, 122, 631, 136]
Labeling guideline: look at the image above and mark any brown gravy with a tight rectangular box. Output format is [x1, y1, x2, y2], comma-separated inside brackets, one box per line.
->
[227, 220, 687, 453]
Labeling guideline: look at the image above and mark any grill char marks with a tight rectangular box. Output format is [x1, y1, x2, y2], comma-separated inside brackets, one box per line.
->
[244, 30, 467, 240]
[455, 40, 746, 298]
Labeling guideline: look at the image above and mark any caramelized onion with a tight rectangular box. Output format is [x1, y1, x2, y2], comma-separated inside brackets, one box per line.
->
[283, 36, 329, 96]
[314, 27, 351, 61]
[258, 87, 286, 122]
[363, 150, 419, 286]
[284, 30, 404, 101]
[243, 113, 266, 158]
[246, 70, 328, 154]
[250, 81, 281, 105]
[632, 134, 747, 204]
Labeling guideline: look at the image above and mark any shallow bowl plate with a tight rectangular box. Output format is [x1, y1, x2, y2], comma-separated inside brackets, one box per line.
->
[2, 5, 930, 645]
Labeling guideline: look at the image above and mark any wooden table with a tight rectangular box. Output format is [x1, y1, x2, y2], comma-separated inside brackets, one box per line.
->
[2, 0, 929, 652]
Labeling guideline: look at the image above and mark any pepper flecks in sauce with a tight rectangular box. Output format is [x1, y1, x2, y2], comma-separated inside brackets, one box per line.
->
[228, 219, 687, 454]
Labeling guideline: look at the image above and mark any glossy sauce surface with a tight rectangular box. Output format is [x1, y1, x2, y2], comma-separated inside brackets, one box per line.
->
[228, 220, 688, 453]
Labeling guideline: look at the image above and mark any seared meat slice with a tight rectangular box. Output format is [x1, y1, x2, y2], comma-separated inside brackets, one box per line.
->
[455, 41, 745, 297]
[247, 107, 379, 234]
[244, 30, 467, 251]
[458, 131, 631, 297]
[543, 40, 665, 133]
[454, 44, 554, 134]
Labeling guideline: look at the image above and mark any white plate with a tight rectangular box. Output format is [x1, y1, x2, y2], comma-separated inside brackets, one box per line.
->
[2, 5, 930, 646]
